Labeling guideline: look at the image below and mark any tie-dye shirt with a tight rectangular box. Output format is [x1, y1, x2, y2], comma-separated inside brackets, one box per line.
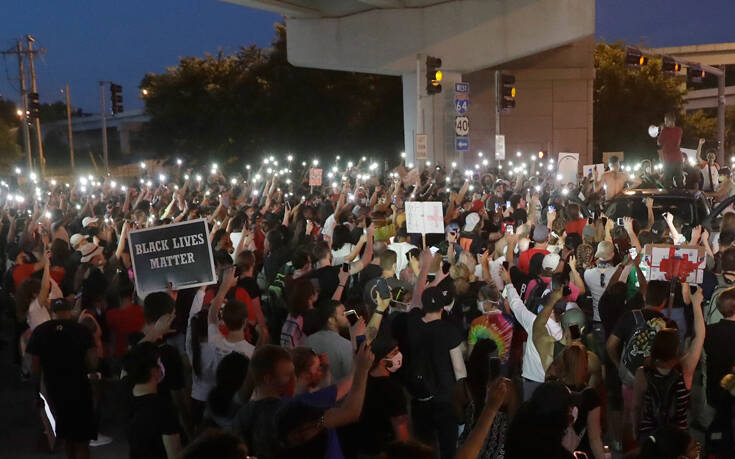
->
[468, 310, 514, 362]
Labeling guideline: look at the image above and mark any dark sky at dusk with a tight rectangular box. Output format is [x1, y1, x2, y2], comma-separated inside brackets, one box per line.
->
[0, 0, 733, 113]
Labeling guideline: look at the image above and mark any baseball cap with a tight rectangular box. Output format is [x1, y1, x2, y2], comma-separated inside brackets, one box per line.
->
[82, 217, 99, 228]
[582, 225, 596, 241]
[595, 240, 615, 261]
[421, 286, 452, 311]
[532, 225, 550, 242]
[542, 253, 561, 273]
[470, 200, 484, 213]
[464, 212, 480, 232]
[70, 233, 86, 249]
[447, 222, 460, 234]
[80, 242, 103, 263]
[561, 307, 586, 331]
[50, 298, 74, 312]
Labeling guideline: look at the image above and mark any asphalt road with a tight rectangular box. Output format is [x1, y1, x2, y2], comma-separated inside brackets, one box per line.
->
[0, 307, 127, 459]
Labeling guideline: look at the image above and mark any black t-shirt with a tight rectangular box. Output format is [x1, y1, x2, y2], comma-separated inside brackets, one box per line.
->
[357, 375, 408, 454]
[238, 276, 262, 300]
[612, 308, 665, 344]
[128, 335, 185, 400]
[127, 393, 180, 459]
[311, 265, 342, 302]
[357, 263, 382, 294]
[704, 320, 735, 406]
[405, 315, 462, 400]
[27, 319, 94, 404]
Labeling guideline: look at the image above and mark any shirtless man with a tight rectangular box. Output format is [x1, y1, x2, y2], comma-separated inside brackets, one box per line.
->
[595, 155, 627, 201]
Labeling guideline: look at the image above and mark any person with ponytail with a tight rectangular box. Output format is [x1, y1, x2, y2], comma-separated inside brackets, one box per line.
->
[205, 352, 249, 429]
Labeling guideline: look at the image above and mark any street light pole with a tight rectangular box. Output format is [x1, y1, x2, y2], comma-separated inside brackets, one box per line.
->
[99, 81, 109, 174]
[65, 84, 75, 169]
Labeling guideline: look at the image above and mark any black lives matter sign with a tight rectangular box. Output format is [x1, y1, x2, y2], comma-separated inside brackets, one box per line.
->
[128, 219, 216, 297]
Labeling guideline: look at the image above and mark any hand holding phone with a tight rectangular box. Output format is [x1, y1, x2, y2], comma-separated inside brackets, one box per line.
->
[345, 310, 359, 327]
[376, 278, 391, 300]
[342, 263, 350, 273]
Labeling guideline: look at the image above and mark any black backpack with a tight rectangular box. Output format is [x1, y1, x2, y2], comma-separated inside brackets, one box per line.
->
[641, 366, 684, 433]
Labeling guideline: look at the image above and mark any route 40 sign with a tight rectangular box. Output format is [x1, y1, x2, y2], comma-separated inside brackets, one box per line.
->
[455, 116, 469, 136]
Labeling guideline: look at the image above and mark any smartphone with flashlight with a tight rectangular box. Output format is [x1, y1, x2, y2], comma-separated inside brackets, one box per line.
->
[629, 247, 638, 260]
[506, 200, 511, 209]
[617, 217, 624, 226]
[507, 225, 514, 235]
[549, 205, 555, 212]
[345, 310, 359, 327]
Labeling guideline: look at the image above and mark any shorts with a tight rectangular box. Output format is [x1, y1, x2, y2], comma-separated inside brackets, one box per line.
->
[45, 392, 97, 442]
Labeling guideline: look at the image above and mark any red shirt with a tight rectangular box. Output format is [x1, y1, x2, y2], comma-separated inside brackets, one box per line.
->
[565, 218, 588, 237]
[517, 248, 550, 274]
[106, 304, 145, 357]
[13, 263, 37, 288]
[658, 126, 683, 163]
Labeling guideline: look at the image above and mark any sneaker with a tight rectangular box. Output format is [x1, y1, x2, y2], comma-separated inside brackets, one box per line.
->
[90, 434, 113, 447]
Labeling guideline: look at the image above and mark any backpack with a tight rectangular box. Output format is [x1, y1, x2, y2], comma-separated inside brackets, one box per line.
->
[262, 263, 294, 345]
[618, 310, 667, 385]
[640, 366, 684, 435]
[526, 277, 548, 314]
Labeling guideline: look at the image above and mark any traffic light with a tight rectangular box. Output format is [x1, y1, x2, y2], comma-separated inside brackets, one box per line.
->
[110, 83, 123, 114]
[426, 56, 442, 95]
[28, 92, 40, 119]
[687, 66, 706, 84]
[499, 73, 516, 110]
[662, 57, 681, 76]
[625, 48, 647, 68]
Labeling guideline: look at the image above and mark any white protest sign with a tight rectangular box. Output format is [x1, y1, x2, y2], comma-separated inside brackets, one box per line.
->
[643, 244, 705, 284]
[557, 152, 579, 184]
[405, 201, 445, 234]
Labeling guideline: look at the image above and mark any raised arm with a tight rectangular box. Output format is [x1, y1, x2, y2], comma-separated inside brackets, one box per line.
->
[208, 267, 237, 325]
[680, 286, 705, 389]
[532, 288, 564, 371]
[323, 343, 374, 428]
[623, 217, 642, 252]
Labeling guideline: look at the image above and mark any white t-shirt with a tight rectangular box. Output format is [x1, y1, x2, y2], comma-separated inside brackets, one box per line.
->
[584, 263, 625, 322]
[28, 299, 51, 331]
[332, 243, 356, 266]
[185, 289, 218, 401]
[505, 284, 562, 383]
[322, 214, 337, 241]
[208, 324, 255, 360]
[27, 278, 63, 331]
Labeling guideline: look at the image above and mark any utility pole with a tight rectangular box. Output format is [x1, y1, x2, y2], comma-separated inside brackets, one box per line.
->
[2, 40, 34, 170]
[99, 82, 109, 174]
[26, 35, 45, 177]
[64, 84, 75, 169]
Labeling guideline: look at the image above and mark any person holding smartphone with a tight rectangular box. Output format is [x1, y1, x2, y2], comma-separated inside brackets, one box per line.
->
[305, 299, 358, 382]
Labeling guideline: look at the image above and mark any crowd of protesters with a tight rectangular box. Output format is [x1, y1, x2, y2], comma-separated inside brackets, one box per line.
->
[2, 126, 735, 459]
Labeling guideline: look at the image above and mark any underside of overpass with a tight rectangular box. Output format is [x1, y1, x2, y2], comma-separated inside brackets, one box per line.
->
[225, 0, 595, 166]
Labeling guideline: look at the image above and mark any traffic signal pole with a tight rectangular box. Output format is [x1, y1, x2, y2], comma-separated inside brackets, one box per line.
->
[99, 82, 109, 174]
[26, 35, 45, 177]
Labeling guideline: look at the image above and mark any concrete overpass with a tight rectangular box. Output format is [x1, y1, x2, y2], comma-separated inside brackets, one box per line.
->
[225, 0, 596, 166]
[42, 109, 150, 161]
